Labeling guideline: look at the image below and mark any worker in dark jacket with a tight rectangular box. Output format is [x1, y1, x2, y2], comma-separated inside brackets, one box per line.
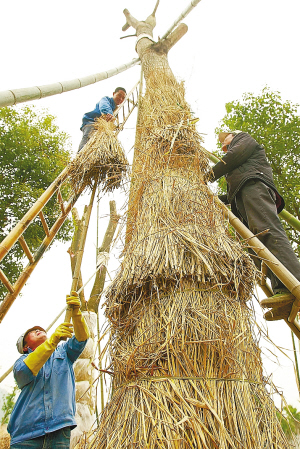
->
[212, 130, 300, 307]
[78, 87, 126, 151]
[8, 292, 89, 448]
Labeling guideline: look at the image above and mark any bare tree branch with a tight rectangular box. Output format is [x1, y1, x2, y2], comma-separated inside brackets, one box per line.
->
[122, 9, 139, 32]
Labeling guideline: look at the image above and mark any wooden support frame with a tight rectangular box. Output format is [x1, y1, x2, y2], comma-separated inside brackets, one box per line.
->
[0, 166, 69, 263]
[220, 200, 300, 336]
[65, 180, 98, 322]
[0, 192, 80, 323]
[114, 81, 140, 132]
[0, 78, 142, 324]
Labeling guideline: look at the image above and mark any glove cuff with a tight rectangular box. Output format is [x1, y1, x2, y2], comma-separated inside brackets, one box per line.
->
[24, 339, 57, 376]
[72, 315, 90, 342]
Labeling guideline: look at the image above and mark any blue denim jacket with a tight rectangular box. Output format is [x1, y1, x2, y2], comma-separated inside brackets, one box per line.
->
[81, 96, 116, 129]
[8, 336, 87, 445]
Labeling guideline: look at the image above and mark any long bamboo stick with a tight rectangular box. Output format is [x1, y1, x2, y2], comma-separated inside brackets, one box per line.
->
[0, 59, 140, 108]
[65, 180, 98, 323]
[161, 0, 203, 40]
[220, 202, 300, 321]
[280, 209, 300, 232]
[0, 0, 204, 110]
[0, 167, 69, 263]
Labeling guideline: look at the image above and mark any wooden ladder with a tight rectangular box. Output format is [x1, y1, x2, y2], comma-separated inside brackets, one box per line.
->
[0, 81, 140, 323]
[220, 201, 300, 340]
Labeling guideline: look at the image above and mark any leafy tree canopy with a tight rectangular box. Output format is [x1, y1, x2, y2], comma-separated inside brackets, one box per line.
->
[276, 404, 300, 439]
[1, 385, 19, 425]
[215, 87, 300, 256]
[0, 106, 73, 301]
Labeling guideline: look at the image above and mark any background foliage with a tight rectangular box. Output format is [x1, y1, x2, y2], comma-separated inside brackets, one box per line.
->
[1, 385, 18, 425]
[215, 87, 300, 256]
[277, 404, 300, 439]
[0, 106, 73, 301]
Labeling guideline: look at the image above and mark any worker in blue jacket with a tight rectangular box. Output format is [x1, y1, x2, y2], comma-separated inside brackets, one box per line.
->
[78, 87, 126, 151]
[8, 292, 89, 448]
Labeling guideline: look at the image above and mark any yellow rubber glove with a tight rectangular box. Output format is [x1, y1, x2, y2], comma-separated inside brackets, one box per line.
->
[24, 323, 73, 376]
[66, 291, 90, 342]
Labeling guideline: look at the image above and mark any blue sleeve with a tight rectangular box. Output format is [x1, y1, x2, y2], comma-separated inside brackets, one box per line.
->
[63, 336, 87, 364]
[97, 97, 114, 115]
[13, 357, 36, 389]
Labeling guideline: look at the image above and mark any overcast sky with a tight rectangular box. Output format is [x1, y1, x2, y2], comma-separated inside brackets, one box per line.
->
[0, 0, 300, 410]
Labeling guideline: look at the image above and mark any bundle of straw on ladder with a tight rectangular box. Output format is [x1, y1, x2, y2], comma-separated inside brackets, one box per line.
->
[69, 118, 128, 194]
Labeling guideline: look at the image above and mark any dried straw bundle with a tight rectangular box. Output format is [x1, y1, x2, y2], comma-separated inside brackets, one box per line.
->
[106, 171, 255, 321]
[87, 71, 290, 448]
[0, 426, 10, 449]
[89, 290, 288, 448]
[69, 119, 128, 194]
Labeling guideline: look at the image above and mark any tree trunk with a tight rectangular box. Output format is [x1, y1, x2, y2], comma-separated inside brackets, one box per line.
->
[90, 6, 290, 448]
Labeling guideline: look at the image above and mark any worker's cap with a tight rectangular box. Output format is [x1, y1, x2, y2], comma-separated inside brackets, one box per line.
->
[218, 130, 243, 143]
[16, 326, 46, 354]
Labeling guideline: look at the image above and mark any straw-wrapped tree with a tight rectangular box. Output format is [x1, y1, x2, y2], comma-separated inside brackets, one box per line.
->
[88, 3, 290, 448]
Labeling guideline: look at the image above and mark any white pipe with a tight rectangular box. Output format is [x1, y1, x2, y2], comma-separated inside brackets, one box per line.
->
[0, 58, 140, 108]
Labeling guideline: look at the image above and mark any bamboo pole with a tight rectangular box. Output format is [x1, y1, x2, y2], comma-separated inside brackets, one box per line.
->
[284, 320, 300, 340]
[220, 202, 300, 321]
[0, 166, 69, 263]
[0, 192, 80, 323]
[161, 0, 203, 40]
[280, 209, 300, 232]
[65, 180, 98, 323]
[291, 331, 300, 396]
[0, 59, 140, 108]
[0, 0, 204, 110]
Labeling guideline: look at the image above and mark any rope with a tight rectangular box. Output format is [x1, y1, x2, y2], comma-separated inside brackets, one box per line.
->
[116, 375, 262, 390]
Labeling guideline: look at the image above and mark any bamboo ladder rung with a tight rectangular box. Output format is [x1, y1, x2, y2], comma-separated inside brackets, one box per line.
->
[39, 211, 50, 237]
[288, 300, 300, 323]
[18, 236, 34, 264]
[57, 189, 66, 215]
[0, 269, 14, 294]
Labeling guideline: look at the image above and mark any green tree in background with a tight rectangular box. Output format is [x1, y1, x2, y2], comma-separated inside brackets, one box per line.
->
[1, 385, 19, 425]
[215, 87, 300, 256]
[277, 404, 300, 439]
[0, 106, 73, 301]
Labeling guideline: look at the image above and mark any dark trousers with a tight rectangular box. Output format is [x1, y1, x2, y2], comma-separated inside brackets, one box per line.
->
[78, 124, 95, 152]
[10, 427, 71, 449]
[235, 180, 300, 293]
